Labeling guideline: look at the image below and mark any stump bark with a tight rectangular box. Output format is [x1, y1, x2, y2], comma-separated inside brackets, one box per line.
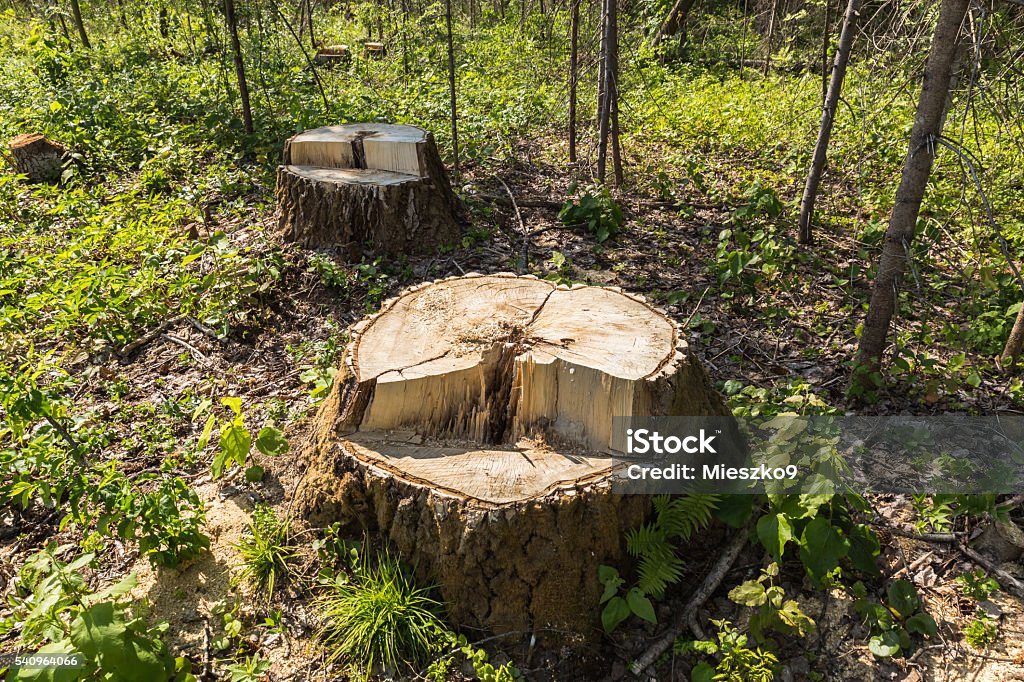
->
[276, 123, 460, 258]
[296, 273, 730, 636]
[8, 133, 67, 183]
[313, 45, 351, 66]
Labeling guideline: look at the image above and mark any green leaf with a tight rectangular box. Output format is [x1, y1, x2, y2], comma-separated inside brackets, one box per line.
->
[598, 565, 623, 604]
[847, 523, 881, 576]
[196, 414, 216, 452]
[626, 588, 657, 624]
[868, 630, 902, 658]
[887, 580, 921, 620]
[799, 517, 849, 583]
[690, 661, 715, 682]
[219, 421, 251, 469]
[728, 580, 767, 607]
[220, 396, 242, 416]
[254, 426, 289, 457]
[905, 612, 937, 637]
[756, 512, 794, 560]
[714, 494, 753, 528]
[244, 465, 265, 482]
[601, 596, 631, 633]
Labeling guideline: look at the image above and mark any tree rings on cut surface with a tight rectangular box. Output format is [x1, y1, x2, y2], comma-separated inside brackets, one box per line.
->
[296, 273, 730, 636]
[275, 123, 460, 258]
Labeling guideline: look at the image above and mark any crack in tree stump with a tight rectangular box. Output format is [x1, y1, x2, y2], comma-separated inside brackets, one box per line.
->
[296, 273, 731, 637]
[275, 123, 460, 259]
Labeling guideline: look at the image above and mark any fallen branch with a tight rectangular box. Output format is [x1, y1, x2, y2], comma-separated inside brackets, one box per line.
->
[957, 540, 1024, 599]
[119, 315, 183, 359]
[629, 517, 754, 676]
[160, 333, 211, 367]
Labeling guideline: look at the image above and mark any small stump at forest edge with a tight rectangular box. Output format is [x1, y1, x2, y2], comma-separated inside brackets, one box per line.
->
[275, 123, 460, 259]
[296, 273, 731, 636]
[7, 133, 67, 183]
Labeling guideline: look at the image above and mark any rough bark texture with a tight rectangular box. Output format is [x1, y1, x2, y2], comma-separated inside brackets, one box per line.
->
[276, 124, 460, 257]
[8, 133, 66, 183]
[1001, 300, 1024, 368]
[853, 0, 968, 389]
[798, 0, 860, 245]
[295, 274, 731, 636]
[276, 166, 460, 257]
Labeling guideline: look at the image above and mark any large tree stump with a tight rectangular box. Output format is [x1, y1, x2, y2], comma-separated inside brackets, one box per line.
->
[8, 133, 67, 183]
[275, 123, 460, 259]
[296, 273, 730, 636]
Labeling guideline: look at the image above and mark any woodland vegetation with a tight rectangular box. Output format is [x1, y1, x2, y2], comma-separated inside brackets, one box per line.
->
[1, 0, 1024, 680]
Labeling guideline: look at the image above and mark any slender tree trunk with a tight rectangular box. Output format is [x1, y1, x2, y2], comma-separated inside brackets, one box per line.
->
[68, 0, 90, 47]
[445, 0, 460, 175]
[596, 0, 610, 182]
[798, 0, 860, 245]
[115, 0, 128, 30]
[568, 0, 579, 162]
[650, 0, 696, 51]
[224, 0, 254, 134]
[852, 0, 969, 391]
[306, 0, 316, 49]
[762, 0, 777, 76]
[608, 0, 622, 186]
[1002, 303, 1024, 368]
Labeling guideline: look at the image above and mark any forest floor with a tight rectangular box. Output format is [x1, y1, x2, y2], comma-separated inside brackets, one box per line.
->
[4, 133, 1022, 681]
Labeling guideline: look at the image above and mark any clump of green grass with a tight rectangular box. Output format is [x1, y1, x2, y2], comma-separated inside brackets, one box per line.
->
[235, 505, 296, 600]
[316, 548, 444, 678]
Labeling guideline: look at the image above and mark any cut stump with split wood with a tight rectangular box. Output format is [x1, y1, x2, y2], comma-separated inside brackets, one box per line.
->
[8, 133, 67, 183]
[276, 123, 460, 259]
[313, 44, 351, 66]
[296, 273, 731, 636]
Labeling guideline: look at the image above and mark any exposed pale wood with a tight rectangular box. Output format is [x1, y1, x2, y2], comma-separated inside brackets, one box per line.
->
[276, 124, 460, 257]
[296, 274, 730, 635]
[364, 41, 386, 57]
[313, 44, 350, 66]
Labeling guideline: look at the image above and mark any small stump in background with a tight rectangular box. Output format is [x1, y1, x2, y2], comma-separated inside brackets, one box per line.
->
[296, 273, 731, 636]
[8, 133, 66, 183]
[313, 44, 350, 67]
[275, 123, 460, 259]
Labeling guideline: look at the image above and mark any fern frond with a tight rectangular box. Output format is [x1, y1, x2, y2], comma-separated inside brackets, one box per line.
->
[657, 494, 719, 540]
[636, 552, 685, 598]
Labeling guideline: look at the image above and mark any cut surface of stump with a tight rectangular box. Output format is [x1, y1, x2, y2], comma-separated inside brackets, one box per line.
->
[276, 123, 459, 257]
[313, 44, 350, 66]
[297, 273, 730, 636]
[8, 133, 66, 183]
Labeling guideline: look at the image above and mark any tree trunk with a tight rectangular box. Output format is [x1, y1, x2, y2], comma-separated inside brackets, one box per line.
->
[650, 0, 696, 51]
[852, 0, 969, 391]
[597, 0, 610, 182]
[224, 0, 254, 135]
[445, 0, 460, 176]
[276, 124, 460, 257]
[1001, 302, 1024, 368]
[68, 0, 89, 47]
[8, 133, 67, 183]
[295, 273, 730, 635]
[568, 0, 579, 162]
[762, 0, 777, 76]
[608, 0, 622, 186]
[797, 0, 860, 245]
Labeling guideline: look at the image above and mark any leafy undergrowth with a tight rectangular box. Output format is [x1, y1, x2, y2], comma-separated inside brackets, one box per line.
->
[2, 4, 1024, 681]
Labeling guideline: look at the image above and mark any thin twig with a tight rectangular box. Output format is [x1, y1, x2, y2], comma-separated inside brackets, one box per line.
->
[119, 315, 183, 359]
[629, 516, 755, 676]
[161, 334, 211, 367]
[494, 176, 529, 273]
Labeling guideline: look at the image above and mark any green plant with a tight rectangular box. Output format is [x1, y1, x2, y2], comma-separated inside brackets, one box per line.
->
[957, 570, 1000, 601]
[235, 505, 296, 600]
[0, 544, 192, 682]
[852, 579, 937, 658]
[224, 656, 271, 682]
[544, 251, 574, 286]
[195, 397, 289, 480]
[676, 619, 779, 682]
[558, 185, 624, 243]
[599, 495, 718, 632]
[316, 548, 444, 677]
[728, 563, 815, 645]
[963, 610, 999, 649]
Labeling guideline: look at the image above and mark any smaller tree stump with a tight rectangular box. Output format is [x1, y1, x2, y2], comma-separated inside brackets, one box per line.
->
[364, 41, 386, 58]
[313, 44, 351, 67]
[8, 134, 67, 183]
[276, 124, 460, 259]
